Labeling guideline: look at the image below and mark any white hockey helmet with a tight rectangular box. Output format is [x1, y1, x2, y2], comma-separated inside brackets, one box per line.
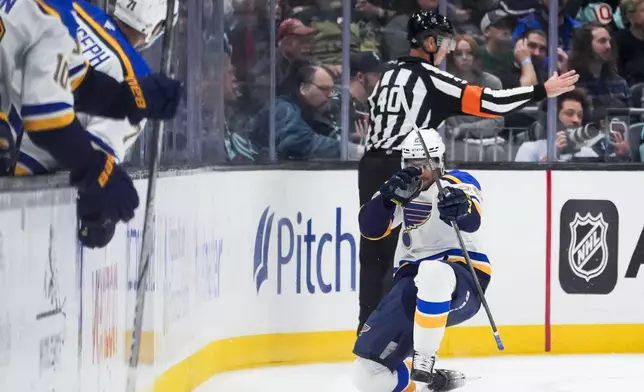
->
[113, 0, 179, 49]
[400, 128, 445, 171]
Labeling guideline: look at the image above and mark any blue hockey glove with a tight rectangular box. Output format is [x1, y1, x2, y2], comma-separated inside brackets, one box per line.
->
[437, 187, 472, 225]
[126, 73, 183, 124]
[379, 166, 422, 207]
[70, 150, 139, 224]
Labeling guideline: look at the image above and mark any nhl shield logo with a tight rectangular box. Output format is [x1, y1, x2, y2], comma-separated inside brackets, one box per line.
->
[568, 212, 609, 282]
[559, 199, 618, 294]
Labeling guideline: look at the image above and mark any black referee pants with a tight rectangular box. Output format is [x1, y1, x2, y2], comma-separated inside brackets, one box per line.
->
[357, 149, 402, 335]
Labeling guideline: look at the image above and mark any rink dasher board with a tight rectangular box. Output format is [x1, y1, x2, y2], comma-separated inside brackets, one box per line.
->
[0, 169, 643, 392]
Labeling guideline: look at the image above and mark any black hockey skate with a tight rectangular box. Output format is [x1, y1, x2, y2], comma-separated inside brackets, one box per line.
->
[411, 351, 467, 392]
[422, 368, 467, 392]
[410, 350, 436, 384]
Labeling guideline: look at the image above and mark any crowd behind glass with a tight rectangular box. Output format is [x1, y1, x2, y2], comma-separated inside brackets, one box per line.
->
[101, 0, 644, 167]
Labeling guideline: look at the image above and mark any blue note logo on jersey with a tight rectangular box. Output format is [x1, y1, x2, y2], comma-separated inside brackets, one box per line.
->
[401, 201, 432, 249]
[253, 207, 357, 295]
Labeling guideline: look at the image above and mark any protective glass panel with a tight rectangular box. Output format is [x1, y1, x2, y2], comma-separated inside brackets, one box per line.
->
[276, 0, 349, 162]
[127, 0, 191, 168]
[222, 0, 277, 164]
[108, 0, 644, 166]
[550, 3, 637, 164]
[436, 0, 537, 162]
[198, 0, 227, 164]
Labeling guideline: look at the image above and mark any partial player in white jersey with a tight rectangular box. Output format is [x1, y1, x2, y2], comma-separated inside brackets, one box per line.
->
[1, 0, 184, 249]
[352, 129, 486, 392]
[16, 0, 178, 175]
[0, 0, 139, 225]
[0, 0, 84, 167]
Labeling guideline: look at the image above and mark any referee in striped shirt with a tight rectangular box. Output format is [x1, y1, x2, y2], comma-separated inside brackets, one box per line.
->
[357, 10, 579, 334]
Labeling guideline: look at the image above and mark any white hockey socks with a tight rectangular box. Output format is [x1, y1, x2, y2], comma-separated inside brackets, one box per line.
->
[413, 261, 456, 357]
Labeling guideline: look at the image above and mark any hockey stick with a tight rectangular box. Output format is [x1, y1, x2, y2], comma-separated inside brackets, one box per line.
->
[397, 88, 504, 351]
[125, 0, 178, 391]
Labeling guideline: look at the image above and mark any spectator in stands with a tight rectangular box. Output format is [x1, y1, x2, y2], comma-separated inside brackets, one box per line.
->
[199, 39, 257, 164]
[223, 51, 258, 163]
[515, 88, 591, 161]
[382, 0, 426, 61]
[512, 0, 581, 52]
[587, 97, 633, 160]
[500, 29, 564, 143]
[293, 0, 382, 75]
[444, 35, 506, 161]
[618, 0, 634, 29]
[567, 23, 631, 106]
[462, 0, 499, 13]
[514, 88, 631, 161]
[576, 1, 620, 29]
[349, 52, 391, 114]
[498, 29, 547, 88]
[615, 0, 644, 85]
[246, 18, 316, 110]
[479, 10, 518, 83]
[498, 0, 540, 16]
[354, 0, 397, 26]
[523, 29, 549, 80]
[479, 22, 549, 146]
[226, 0, 285, 83]
[307, 52, 388, 149]
[252, 65, 363, 160]
[347, 52, 394, 143]
[441, 0, 482, 39]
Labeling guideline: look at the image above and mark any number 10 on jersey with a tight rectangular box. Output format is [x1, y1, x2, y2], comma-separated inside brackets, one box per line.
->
[54, 54, 69, 90]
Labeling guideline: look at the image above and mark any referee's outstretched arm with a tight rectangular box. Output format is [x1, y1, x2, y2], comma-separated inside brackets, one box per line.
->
[364, 12, 579, 152]
[418, 62, 579, 119]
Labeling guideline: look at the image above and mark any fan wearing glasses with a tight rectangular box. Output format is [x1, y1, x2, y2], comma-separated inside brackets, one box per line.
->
[253, 64, 363, 160]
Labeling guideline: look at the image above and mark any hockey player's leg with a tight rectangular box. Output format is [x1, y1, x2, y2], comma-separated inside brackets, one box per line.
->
[358, 231, 398, 334]
[351, 357, 416, 392]
[411, 261, 456, 384]
[352, 355, 465, 392]
[353, 275, 417, 391]
[358, 235, 389, 334]
[411, 260, 483, 391]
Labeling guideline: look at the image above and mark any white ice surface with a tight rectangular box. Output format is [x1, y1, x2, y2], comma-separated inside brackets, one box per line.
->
[196, 354, 644, 392]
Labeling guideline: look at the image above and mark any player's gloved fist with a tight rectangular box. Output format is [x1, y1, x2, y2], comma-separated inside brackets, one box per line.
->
[70, 150, 140, 224]
[125, 73, 183, 124]
[437, 187, 472, 225]
[379, 166, 422, 207]
[77, 208, 117, 249]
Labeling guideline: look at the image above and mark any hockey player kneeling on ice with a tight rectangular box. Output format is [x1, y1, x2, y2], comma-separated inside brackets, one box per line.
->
[352, 129, 487, 392]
